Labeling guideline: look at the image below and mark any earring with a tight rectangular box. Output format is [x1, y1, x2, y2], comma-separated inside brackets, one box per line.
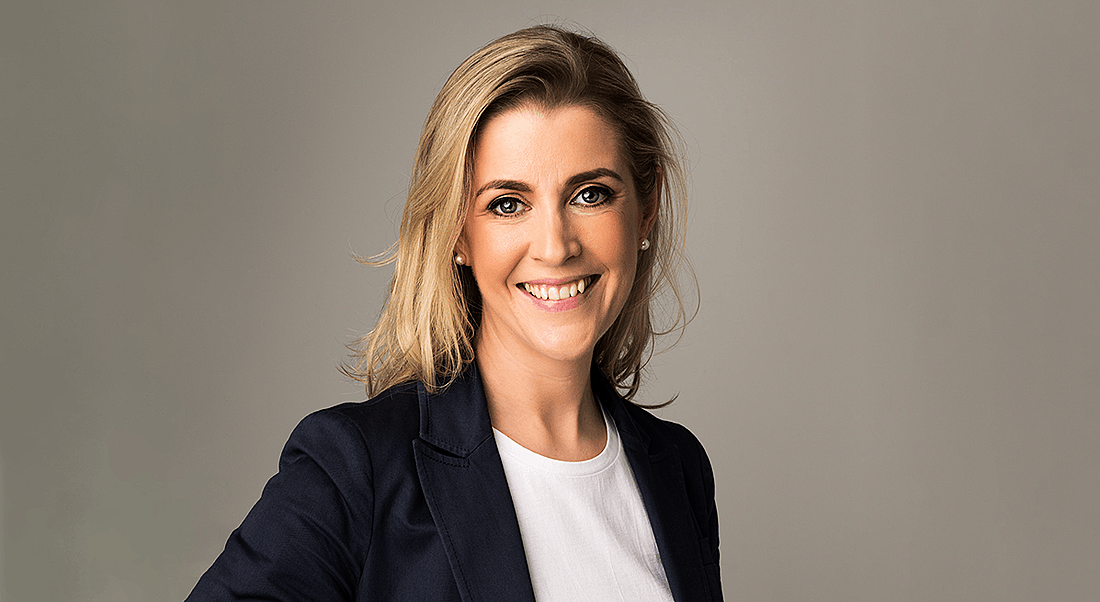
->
[640, 239, 650, 251]
[454, 253, 466, 266]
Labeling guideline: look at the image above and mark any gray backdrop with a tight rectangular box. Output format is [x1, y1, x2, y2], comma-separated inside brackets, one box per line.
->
[2, 1, 1098, 601]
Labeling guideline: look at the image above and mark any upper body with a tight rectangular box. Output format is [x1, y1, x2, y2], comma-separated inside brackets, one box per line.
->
[188, 24, 720, 601]
[186, 364, 721, 601]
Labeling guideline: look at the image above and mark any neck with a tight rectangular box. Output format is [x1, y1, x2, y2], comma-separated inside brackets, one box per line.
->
[474, 328, 606, 462]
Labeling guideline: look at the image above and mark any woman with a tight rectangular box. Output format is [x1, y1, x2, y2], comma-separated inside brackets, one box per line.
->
[187, 25, 720, 602]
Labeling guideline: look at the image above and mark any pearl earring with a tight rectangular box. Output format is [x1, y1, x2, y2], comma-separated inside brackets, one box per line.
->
[640, 239, 650, 251]
[454, 253, 466, 265]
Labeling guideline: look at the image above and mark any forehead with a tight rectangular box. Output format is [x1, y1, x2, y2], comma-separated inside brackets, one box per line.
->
[471, 105, 627, 180]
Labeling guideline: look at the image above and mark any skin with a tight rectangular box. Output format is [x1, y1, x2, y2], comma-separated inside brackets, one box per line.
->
[457, 104, 655, 461]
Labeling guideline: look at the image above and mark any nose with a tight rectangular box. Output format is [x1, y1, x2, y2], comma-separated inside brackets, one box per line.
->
[530, 205, 581, 265]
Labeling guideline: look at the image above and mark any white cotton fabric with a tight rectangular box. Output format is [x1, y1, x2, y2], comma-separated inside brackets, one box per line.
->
[493, 407, 675, 602]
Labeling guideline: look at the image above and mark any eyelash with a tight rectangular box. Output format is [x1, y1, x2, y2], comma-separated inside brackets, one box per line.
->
[573, 185, 612, 207]
[487, 197, 525, 216]
[486, 185, 613, 217]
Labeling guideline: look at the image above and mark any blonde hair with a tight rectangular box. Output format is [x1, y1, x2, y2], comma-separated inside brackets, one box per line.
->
[343, 25, 695, 401]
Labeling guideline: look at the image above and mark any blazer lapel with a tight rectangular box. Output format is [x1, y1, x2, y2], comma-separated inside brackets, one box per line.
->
[596, 372, 710, 602]
[412, 365, 537, 602]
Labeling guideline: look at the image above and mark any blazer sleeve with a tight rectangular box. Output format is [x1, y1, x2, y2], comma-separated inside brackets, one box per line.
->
[186, 409, 374, 601]
[694, 433, 722, 599]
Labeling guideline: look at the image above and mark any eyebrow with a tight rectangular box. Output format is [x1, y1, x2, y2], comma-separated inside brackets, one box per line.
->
[474, 168, 625, 198]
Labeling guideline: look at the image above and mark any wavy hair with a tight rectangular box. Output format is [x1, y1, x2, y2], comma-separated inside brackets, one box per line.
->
[343, 25, 695, 402]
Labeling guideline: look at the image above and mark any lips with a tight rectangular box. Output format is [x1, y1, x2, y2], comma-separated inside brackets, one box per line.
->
[518, 275, 598, 301]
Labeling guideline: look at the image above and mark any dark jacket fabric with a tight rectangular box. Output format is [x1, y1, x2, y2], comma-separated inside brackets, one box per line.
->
[186, 364, 722, 601]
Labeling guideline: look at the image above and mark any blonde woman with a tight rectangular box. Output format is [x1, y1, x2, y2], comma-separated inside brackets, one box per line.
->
[188, 25, 721, 602]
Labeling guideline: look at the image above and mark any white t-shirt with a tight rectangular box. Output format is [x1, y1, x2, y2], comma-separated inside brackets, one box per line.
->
[493, 407, 675, 602]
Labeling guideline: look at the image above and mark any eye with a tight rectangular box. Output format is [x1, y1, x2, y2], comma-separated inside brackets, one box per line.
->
[488, 197, 527, 216]
[572, 185, 611, 206]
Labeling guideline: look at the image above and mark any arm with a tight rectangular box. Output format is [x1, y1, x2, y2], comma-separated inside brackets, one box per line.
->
[186, 410, 374, 601]
[695, 437, 722, 601]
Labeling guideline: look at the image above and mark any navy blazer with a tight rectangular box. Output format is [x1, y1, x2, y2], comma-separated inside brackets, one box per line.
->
[187, 365, 721, 601]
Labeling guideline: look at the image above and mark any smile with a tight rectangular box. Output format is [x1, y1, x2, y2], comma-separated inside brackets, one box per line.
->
[518, 276, 598, 301]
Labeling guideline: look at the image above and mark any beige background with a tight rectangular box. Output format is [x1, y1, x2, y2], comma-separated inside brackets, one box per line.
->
[2, 1, 1098, 601]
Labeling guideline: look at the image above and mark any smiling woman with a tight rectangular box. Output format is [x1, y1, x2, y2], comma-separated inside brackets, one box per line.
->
[461, 107, 646, 372]
[186, 25, 719, 602]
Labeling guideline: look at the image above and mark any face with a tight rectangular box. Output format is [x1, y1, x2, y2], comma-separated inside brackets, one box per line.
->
[458, 104, 652, 366]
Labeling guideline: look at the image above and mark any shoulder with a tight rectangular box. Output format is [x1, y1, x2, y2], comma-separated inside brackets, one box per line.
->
[187, 383, 426, 599]
[618, 400, 720, 569]
[616, 400, 717, 507]
[618, 400, 710, 460]
[293, 380, 420, 438]
[280, 380, 423, 484]
[593, 367, 710, 469]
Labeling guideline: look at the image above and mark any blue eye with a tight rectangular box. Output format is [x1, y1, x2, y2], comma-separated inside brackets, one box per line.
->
[574, 186, 610, 206]
[489, 197, 525, 216]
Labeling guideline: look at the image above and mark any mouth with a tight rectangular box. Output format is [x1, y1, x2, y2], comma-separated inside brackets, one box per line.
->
[517, 275, 599, 301]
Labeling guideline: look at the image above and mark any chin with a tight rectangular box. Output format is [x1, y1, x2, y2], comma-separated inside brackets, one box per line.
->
[528, 329, 602, 364]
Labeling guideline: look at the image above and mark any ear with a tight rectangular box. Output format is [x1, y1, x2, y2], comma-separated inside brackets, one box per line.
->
[639, 174, 661, 244]
[454, 231, 470, 266]
[452, 195, 475, 266]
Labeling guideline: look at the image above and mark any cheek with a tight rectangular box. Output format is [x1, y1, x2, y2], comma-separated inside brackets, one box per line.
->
[470, 226, 523, 261]
[593, 214, 639, 267]
[466, 225, 524, 285]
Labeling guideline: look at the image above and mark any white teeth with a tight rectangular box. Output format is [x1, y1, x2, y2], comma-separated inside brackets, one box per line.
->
[523, 277, 589, 300]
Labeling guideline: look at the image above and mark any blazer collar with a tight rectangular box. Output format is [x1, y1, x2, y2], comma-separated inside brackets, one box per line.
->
[416, 364, 493, 457]
[592, 366, 711, 602]
[415, 363, 667, 459]
[416, 363, 655, 448]
[414, 362, 707, 602]
[413, 363, 536, 602]
[590, 364, 655, 450]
